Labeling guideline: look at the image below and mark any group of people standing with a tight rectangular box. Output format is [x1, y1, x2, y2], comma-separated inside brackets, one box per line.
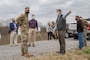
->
[46, 21, 58, 40]
[54, 9, 89, 54]
[8, 7, 89, 57]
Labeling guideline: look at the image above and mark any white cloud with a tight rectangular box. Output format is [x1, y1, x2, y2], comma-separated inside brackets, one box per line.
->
[65, 1, 73, 8]
[0, 0, 90, 26]
[39, 0, 48, 3]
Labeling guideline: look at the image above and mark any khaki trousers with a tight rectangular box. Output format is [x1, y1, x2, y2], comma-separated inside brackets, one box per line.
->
[10, 31, 18, 45]
[28, 28, 36, 45]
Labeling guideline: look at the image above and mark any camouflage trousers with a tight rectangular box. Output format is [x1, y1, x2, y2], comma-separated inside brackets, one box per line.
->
[83, 30, 87, 46]
[20, 29, 29, 55]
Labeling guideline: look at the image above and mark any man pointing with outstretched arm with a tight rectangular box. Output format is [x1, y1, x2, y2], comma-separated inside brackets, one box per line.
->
[54, 9, 71, 54]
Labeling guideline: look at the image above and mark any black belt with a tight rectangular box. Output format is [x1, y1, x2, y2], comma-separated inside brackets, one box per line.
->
[30, 27, 35, 29]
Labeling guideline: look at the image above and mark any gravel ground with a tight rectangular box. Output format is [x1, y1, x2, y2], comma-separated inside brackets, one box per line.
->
[0, 38, 90, 60]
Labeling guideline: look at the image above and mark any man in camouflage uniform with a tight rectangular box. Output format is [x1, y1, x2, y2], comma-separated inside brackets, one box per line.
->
[81, 17, 88, 46]
[16, 7, 33, 57]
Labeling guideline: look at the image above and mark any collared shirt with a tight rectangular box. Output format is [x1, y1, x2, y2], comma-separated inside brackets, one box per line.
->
[13, 22, 17, 32]
[13, 23, 17, 29]
[29, 19, 38, 30]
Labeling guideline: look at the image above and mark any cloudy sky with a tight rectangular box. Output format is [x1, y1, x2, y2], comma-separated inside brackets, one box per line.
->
[0, 0, 90, 25]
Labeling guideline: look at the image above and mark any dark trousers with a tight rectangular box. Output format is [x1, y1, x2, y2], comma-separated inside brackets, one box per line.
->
[58, 30, 66, 53]
[48, 32, 55, 40]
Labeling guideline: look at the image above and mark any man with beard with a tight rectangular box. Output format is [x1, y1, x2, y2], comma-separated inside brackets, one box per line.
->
[16, 7, 33, 57]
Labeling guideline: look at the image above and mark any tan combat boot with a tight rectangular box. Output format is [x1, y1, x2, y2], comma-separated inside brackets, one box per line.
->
[24, 53, 33, 57]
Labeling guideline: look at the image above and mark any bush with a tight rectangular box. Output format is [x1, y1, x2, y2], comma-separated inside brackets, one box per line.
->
[0, 26, 47, 45]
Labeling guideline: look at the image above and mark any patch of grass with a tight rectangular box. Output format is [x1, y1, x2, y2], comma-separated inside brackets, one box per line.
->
[82, 47, 90, 54]
[26, 47, 90, 60]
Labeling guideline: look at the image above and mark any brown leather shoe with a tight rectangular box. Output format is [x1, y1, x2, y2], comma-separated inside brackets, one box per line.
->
[24, 54, 33, 57]
[28, 44, 31, 47]
[22, 53, 25, 56]
[33, 44, 35, 47]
